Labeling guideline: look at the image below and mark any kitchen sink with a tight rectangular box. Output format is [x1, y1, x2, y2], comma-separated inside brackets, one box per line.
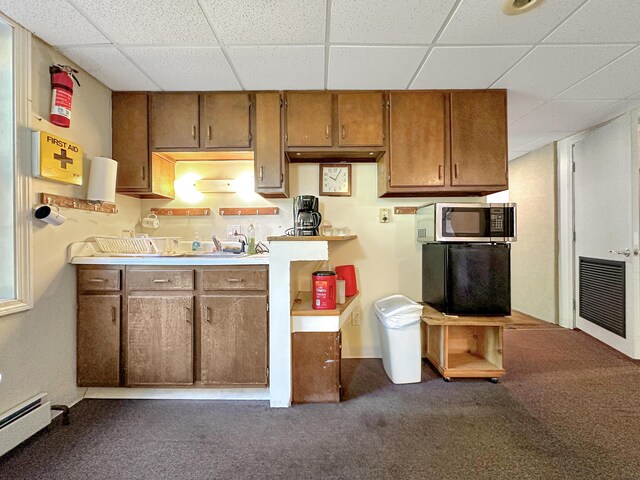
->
[180, 252, 249, 258]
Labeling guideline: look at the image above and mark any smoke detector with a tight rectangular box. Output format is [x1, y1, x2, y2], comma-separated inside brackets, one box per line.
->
[503, 0, 543, 15]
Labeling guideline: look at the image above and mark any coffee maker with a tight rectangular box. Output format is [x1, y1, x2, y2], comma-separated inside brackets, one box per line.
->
[293, 195, 322, 236]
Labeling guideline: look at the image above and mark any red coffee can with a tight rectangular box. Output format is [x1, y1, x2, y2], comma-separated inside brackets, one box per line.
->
[312, 271, 337, 310]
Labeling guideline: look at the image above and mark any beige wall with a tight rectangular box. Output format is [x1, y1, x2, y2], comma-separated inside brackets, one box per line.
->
[142, 161, 481, 357]
[509, 143, 558, 323]
[0, 37, 140, 413]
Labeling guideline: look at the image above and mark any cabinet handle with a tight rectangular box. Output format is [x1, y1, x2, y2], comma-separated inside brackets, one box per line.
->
[140, 166, 146, 180]
[341, 125, 346, 139]
[438, 165, 443, 180]
[88, 278, 107, 283]
[205, 306, 211, 323]
[226, 278, 244, 283]
[111, 306, 117, 323]
[454, 164, 459, 179]
[207, 125, 211, 140]
[185, 306, 191, 324]
[152, 278, 171, 283]
[259, 166, 264, 181]
[325, 125, 330, 139]
[192, 125, 196, 139]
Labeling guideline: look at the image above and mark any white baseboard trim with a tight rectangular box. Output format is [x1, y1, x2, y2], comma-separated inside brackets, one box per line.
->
[83, 387, 270, 401]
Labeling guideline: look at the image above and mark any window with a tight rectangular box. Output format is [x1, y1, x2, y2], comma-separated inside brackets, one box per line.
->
[0, 14, 32, 316]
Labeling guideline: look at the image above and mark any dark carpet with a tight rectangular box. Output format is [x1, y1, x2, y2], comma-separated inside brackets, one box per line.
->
[1, 329, 640, 480]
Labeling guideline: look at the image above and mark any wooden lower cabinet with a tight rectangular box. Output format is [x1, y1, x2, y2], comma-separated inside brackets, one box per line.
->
[126, 294, 194, 386]
[292, 331, 341, 403]
[77, 294, 121, 387]
[200, 293, 268, 385]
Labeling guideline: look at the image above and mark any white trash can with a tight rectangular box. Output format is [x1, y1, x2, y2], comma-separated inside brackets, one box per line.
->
[374, 294, 424, 384]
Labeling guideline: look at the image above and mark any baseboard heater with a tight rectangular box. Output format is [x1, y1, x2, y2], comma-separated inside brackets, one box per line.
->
[0, 394, 51, 457]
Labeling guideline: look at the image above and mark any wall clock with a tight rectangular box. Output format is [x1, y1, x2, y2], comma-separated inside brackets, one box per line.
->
[319, 164, 351, 197]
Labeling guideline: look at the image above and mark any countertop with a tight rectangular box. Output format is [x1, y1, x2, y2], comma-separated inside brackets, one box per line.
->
[267, 235, 357, 242]
[67, 241, 269, 265]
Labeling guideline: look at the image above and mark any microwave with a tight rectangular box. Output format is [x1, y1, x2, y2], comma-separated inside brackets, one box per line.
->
[417, 203, 517, 243]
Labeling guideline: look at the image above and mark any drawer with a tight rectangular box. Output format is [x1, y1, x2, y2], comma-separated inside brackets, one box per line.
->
[78, 269, 121, 291]
[127, 269, 194, 290]
[202, 267, 267, 291]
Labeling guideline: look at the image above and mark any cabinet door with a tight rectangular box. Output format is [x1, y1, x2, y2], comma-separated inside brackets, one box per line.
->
[77, 295, 120, 387]
[450, 91, 507, 187]
[202, 93, 251, 148]
[292, 331, 341, 403]
[113, 93, 149, 190]
[126, 295, 194, 385]
[255, 93, 287, 196]
[286, 92, 333, 147]
[338, 92, 384, 147]
[200, 293, 268, 385]
[389, 91, 447, 188]
[151, 93, 200, 149]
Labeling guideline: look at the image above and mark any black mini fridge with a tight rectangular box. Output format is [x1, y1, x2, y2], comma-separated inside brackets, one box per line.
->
[422, 243, 511, 315]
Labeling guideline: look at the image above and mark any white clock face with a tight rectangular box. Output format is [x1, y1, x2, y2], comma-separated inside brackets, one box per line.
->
[322, 166, 349, 193]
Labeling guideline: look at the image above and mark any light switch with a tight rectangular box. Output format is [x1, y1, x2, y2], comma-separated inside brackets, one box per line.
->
[379, 208, 389, 223]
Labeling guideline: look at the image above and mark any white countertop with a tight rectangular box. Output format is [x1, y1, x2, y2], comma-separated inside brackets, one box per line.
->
[70, 253, 269, 266]
[67, 241, 269, 265]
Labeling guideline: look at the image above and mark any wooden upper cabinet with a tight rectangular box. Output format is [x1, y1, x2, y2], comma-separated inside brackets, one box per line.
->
[126, 294, 194, 386]
[112, 93, 149, 190]
[200, 293, 268, 385]
[450, 90, 507, 187]
[338, 92, 384, 147]
[389, 91, 447, 188]
[286, 92, 333, 147]
[202, 93, 251, 149]
[151, 93, 200, 149]
[255, 92, 288, 197]
[77, 294, 121, 387]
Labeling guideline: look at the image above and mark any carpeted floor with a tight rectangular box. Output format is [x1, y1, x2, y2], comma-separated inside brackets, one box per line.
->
[1, 328, 639, 480]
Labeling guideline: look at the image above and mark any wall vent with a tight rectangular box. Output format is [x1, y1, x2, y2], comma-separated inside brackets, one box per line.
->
[579, 257, 626, 338]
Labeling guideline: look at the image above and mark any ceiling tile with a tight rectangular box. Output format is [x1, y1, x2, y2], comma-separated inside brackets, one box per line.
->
[73, 0, 217, 45]
[558, 47, 640, 100]
[330, 0, 457, 44]
[585, 99, 640, 126]
[509, 100, 617, 133]
[122, 47, 239, 91]
[412, 46, 529, 89]
[507, 91, 545, 124]
[508, 132, 549, 150]
[494, 45, 633, 99]
[545, 0, 640, 44]
[227, 46, 324, 90]
[438, 0, 585, 44]
[200, 0, 325, 45]
[328, 46, 427, 89]
[508, 151, 529, 161]
[518, 131, 574, 151]
[60, 46, 159, 91]
[0, 0, 109, 45]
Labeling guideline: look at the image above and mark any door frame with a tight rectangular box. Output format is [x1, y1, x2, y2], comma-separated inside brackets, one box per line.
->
[557, 110, 640, 358]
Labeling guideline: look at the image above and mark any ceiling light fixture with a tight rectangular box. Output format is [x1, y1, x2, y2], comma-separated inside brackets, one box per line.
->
[503, 0, 543, 16]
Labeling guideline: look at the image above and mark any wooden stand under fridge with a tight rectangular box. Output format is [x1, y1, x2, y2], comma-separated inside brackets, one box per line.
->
[421, 304, 515, 383]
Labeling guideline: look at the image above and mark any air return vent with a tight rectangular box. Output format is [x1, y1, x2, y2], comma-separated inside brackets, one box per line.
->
[579, 257, 626, 338]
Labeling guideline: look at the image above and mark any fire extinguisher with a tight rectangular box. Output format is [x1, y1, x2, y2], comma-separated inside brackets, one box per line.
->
[49, 65, 80, 128]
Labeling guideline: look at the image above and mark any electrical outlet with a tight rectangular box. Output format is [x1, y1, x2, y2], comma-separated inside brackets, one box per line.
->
[227, 225, 241, 238]
[379, 208, 389, 223]
[351, 310, 361, 326]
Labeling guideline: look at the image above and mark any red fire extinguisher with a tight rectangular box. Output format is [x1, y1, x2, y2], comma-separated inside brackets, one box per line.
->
[50, 65, 80, 128]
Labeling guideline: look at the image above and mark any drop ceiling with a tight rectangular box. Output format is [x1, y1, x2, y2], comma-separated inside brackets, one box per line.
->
[2, 0, 640, 161]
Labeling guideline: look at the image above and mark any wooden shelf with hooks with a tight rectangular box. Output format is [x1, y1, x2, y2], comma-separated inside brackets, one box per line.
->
[39, 193, 118, 214]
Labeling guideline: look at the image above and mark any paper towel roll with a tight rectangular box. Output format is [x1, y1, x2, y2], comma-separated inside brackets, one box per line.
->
[87, 156, 118, 203]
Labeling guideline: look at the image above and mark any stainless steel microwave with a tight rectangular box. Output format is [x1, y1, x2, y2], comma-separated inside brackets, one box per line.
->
[417, 203, 517, 243]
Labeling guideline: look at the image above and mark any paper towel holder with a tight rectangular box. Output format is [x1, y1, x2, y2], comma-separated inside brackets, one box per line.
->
[87, 156, 118, 204]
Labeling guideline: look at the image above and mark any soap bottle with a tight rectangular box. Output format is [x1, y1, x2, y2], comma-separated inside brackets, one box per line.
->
[192, 232, 202, 252]
[247, 220, 256, 254]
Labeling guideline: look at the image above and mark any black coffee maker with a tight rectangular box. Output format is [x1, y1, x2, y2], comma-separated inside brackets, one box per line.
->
[293, 195, 322, 236]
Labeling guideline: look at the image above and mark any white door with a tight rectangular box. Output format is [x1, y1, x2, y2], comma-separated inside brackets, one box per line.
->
[573, 113, 639, 358]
